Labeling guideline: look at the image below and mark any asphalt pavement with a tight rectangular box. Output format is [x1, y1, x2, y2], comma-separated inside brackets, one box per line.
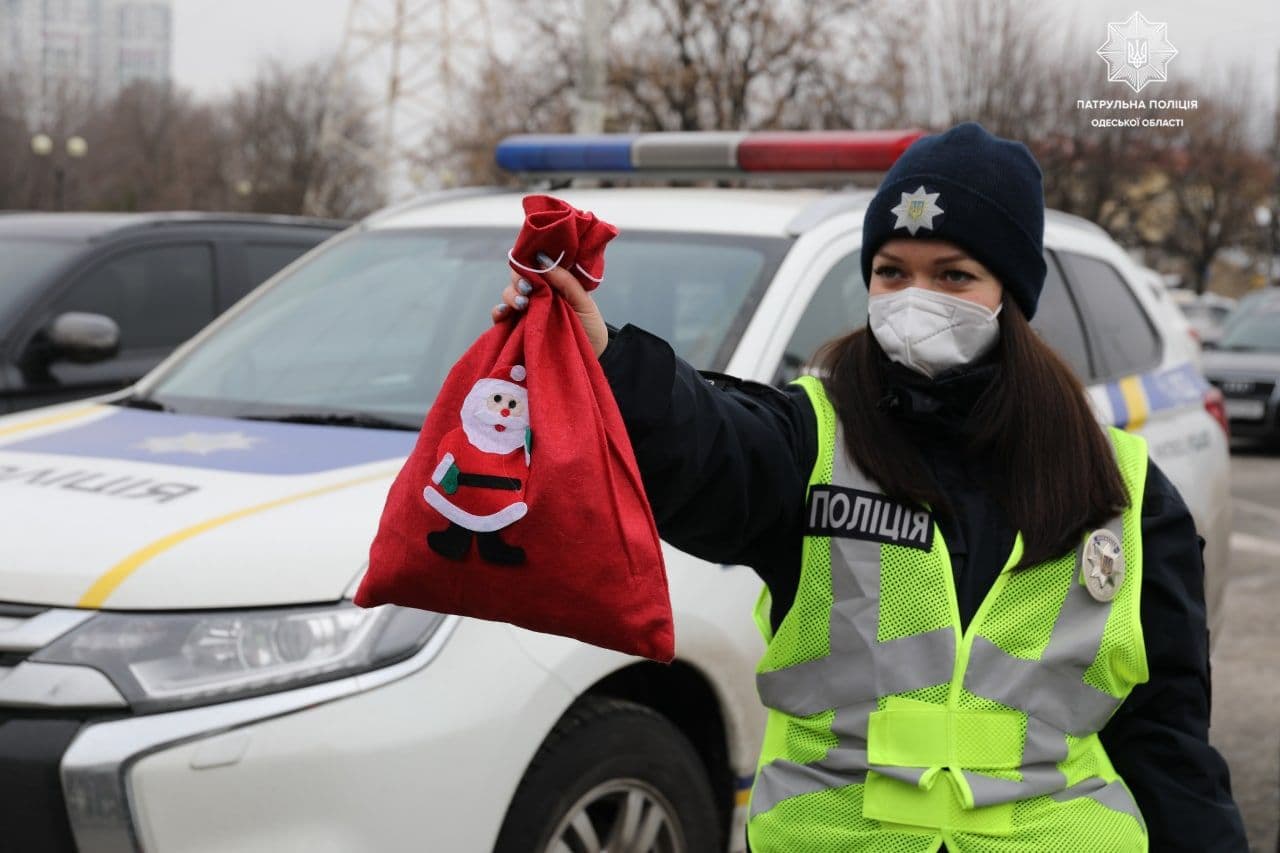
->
[1210, 444, 1280, 852]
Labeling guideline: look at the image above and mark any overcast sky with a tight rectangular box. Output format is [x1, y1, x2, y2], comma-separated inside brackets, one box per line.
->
[173, 0, 1280, 110]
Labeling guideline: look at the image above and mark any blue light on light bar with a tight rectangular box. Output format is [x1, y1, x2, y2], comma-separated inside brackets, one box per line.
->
[495, 135, 636, 172]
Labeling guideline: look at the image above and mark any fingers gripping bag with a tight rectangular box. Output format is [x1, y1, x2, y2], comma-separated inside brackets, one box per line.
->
[355, 195, 675, 662]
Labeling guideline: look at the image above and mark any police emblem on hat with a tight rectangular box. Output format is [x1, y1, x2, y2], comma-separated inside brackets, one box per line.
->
[1081, 528, 1124, 602]
[890, 186, 944, 235]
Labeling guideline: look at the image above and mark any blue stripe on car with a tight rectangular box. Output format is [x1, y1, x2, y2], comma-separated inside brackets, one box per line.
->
[1, 409, 417, 475]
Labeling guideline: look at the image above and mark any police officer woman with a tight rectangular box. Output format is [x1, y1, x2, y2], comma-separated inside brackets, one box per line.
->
[494, 123, 1246, 852]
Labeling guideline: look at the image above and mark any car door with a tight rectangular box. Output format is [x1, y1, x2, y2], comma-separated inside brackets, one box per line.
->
[9, 240, 218, 410]
[1053, 246, 1235, 638]
[1054, 249, 1166, 427]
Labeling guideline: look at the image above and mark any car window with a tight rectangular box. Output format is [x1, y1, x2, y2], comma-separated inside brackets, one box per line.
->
[0, 238, 82, 318]
[244, 242, 316, 287]
[775, 251, 864, 383]
[143, 229, 787, 425]
[1057, 251, 1160, 379]
[1030, 253, 1092, 380]
[1217, 303, 1280, 353]
[51, 243, 216, 350]
[597, 234, 784, 369]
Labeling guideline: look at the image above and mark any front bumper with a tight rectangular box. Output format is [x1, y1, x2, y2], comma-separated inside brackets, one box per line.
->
[2, 610, 575, 852]
[61, 623, 455, 853]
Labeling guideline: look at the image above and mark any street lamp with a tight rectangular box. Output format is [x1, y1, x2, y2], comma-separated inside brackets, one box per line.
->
[30, 133, 89, 211]
[30, 133, 54, 157]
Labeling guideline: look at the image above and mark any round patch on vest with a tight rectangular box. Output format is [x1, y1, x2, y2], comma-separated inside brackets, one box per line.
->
[1083, 528, 1124, 602]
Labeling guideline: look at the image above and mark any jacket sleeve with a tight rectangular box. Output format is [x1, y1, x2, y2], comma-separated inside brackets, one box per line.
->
[597, 323, 816, 577]
[1097, 460, 1246, 851]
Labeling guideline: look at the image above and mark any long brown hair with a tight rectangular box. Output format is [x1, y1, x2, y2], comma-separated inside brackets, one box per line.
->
[813, 293, 1129, 567]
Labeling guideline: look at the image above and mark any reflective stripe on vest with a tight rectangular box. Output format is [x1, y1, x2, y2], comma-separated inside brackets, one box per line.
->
[752, 427, 956, 814]
[747, 376, 1149, 850]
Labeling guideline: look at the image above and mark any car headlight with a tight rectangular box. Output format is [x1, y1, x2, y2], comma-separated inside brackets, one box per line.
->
[32, 603, 444, 712]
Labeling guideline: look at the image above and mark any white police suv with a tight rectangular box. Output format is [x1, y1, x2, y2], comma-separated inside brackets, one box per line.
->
[0, 132, 1231, 853]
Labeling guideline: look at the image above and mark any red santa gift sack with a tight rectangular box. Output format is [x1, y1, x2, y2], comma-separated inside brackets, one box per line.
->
[355, 195, 675, 662]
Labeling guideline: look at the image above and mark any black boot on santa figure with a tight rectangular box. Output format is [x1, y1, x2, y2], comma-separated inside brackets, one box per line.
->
[427, 523, 525, 565]
[476, 531, 526, 565]
[427, 523, 472, 561]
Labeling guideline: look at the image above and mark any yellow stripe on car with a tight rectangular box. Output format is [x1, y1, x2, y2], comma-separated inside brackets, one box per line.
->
[0, 406, 100, 439]
[77, 468, 399, 608]
[1118, 375, 1148, 431]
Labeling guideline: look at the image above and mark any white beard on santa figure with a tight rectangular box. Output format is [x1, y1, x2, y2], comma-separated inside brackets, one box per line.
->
[460, 378, 529, 455]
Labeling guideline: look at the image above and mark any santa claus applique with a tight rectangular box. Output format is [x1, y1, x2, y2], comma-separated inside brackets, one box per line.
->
[423, 364, 531, 565]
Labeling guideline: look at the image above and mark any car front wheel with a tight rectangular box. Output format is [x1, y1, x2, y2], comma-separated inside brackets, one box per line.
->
[494, 696, 722, 853]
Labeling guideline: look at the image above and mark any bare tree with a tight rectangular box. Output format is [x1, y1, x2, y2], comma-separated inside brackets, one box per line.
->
[595, 0, 872, 131]
[225, 60, 383, 219]
[422, 58, 576, 188]
[431, 0, 892, 185]
[920, 0, 1067, 136]
[0, 73, 31, 208]
[77, 81, 231, 211]
[1142, 76, 1274, 293]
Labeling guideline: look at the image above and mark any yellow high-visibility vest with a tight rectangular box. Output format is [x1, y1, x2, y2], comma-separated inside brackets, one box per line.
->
[747, 376, 1149, 852]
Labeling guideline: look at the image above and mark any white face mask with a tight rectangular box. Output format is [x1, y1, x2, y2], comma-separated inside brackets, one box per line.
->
[868, 287, 1002, 379]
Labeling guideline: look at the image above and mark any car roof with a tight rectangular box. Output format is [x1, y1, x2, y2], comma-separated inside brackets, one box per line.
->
[0, 211, 348, 243]
[372, 187, 838, 236]
[369, 186, 1115, 244]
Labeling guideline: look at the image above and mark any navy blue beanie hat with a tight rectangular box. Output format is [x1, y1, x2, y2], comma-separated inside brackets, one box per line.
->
[860, 122, 1047, 319]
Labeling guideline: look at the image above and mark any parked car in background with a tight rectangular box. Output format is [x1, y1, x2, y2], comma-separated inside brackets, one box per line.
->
[0, 212, 346, 413]
[0, 134, 1236, 852]
[1203, 289, 1280, 445]
[1171, 288, 1238, 346]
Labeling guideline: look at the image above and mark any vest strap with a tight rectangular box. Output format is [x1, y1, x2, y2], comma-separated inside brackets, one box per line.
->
[867, 697, 1024, 770]
[862, 770, 1015, 834]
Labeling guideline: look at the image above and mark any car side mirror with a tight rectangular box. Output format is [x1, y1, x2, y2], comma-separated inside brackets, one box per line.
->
[44, 312, 121, 364]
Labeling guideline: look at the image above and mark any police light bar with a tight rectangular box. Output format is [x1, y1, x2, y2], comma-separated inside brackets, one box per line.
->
[495, 130, 925, 177]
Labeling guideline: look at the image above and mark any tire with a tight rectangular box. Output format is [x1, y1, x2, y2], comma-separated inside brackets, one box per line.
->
[493, 696, 722, 853]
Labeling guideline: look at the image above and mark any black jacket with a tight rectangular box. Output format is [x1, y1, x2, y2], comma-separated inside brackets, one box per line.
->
[599, 323, 1247, 852]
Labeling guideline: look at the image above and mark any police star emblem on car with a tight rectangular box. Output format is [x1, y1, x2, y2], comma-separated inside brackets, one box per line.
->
[134, 430, 263, 455]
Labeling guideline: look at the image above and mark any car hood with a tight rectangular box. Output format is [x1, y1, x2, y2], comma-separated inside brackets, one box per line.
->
[1202, 349, 1280, 376]
[0, 404, 416, 610]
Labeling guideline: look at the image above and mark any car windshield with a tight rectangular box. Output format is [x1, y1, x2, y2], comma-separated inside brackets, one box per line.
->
[140, 227, 788, 428]
[0, 237, 80, 316]
[1217, 304, 1280, 353]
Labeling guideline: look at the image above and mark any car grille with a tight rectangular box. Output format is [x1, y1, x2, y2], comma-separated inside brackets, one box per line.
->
[0, 716, 84, 852]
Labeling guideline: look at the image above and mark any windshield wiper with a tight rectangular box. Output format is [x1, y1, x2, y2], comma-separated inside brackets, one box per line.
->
[239, 412, 420, 431]
[115, 394, 173, 412]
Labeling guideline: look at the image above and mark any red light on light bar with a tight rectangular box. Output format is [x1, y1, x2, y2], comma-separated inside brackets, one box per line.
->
[738, 130, 925, 172]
